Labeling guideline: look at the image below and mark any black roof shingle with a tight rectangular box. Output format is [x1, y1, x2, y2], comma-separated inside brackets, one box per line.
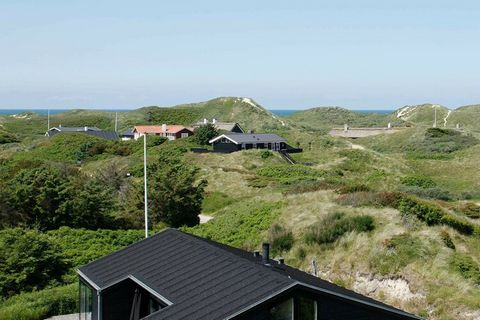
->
[78, 229, 421, 320]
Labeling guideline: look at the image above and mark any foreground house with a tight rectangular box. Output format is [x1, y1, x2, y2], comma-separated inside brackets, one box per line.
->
[77, 229, 422, 320]
[132, 125, 193, 140]
[209, 133, 287, 153]
[45, 126, 119, 141]
[194, 118, 245, 133]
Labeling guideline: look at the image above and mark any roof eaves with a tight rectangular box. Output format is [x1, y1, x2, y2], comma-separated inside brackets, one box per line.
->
[297, 282, 423, 320]
[208, 134, 239, 144]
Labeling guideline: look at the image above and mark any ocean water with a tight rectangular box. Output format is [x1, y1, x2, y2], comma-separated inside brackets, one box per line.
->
[0, 109, 132, 116]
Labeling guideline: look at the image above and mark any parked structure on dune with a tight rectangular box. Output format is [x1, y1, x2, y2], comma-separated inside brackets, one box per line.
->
[132, 125, 194, 140]
[120, 128, 135, 141]
[77, 229, 422, 320]
[329, 123, 403, 139]
[45, 126, 119, 140]
[209, 133, 288, 153]
[194, 118, 245, 133]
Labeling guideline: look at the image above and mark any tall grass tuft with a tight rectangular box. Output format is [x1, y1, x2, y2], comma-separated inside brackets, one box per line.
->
[305, 212, 374, 245]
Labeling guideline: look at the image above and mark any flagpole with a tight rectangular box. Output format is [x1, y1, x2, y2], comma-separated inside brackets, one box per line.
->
[144, 134, 148, 238]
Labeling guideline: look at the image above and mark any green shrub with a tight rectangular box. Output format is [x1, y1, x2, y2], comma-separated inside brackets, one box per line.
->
[337, 184, 371, 194]
[450, 253, 480, 285]
[305, 212, 374, 245]
[193, 124, 218, 145]
[441, 215, 475, 235]
[0, 283, 78, 320]
[371, 234, 430, 274]
[0, 130, 19, 144]
[268, 224, 294, 256]
[440, 230, 455, 249]
[0, 229, 69, 298]
[260, 150, 273, 159]
[400, 186, 453, 201]
[400, 175, 436, 188]
[398, 197, 444, 225]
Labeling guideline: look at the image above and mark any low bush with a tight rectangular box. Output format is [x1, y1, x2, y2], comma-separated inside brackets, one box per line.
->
[370, 234, 429, 274]
[440, 230, 455, 249]
[268, 224, 294, 256]
[260, 150, 273, 159]
[400, 186, 453, 201]
[305, 212, 374, 245]
[337, 184, 371, 194]
[400, 175, 436, 188]
[0, 283, 78, 320]
[450, 253, 480, 285]
[440, 215, 475, 235]
[456, 202, 480, 219]
[398, 197, 444, 225]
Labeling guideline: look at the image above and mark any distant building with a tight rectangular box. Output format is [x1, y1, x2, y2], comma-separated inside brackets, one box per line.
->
[132, 125, 194, 140]
[209, 133, 287, 153]
[120, 128, 135, 141]
[77, 229, 422, 320]
[194, 118, 244, 133]
[45, 126, 119, 141]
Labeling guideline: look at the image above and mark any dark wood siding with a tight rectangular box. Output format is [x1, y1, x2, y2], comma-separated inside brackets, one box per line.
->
[213, 142, 241, 153]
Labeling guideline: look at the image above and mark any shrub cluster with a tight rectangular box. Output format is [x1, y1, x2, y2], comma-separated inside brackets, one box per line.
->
[398, 197, 475, 235]
[456, 202, 480, 219]
[440, 230, 455, 249]
[256, 164, 323, 185]
[268, 224, 294, 256]
[450, 253, 480, 285]
[370, 233, 429, 274]
[305, 212, 374, 245]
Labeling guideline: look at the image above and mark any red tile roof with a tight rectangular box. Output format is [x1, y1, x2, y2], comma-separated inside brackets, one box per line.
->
[133, 125, 193, 134]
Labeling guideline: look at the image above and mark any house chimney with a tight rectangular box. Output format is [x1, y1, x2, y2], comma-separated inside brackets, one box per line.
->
[387, 122, 392, 129]
[253, 250, 260, 258]
[84, 126, 88, 131]
[212, 118, 216, 124]
[203, 118, 208, 124]
[262, 242, 270, 265]
[277, 257, 285, 265]
[162, 124, 167, 132]
[344, 124, 348, 132]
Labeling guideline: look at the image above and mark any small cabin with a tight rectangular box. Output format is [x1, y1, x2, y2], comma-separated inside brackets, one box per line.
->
[209, 133, 287, 153]
[45, 126, 119, 141]
[132, 125, 193, 141]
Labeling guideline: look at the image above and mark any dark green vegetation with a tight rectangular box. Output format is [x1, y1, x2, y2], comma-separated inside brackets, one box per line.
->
[193, 123, 218, 145]
[305, 212, 374, 245]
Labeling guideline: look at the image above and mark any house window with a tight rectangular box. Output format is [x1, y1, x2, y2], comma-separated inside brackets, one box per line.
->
[270, 298, 293, 320]
[181, 132, 189, 138]
[79, 280, 93, 320]
[297, 296, 317, 320]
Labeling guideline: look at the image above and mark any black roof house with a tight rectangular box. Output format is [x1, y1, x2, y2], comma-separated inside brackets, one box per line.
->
[209, 133, 288, 153]
[46, 126, 119, 140]
[77, 229, 422, 320]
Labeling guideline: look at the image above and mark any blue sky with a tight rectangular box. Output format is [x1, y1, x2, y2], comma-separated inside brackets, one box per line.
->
[1, 1, 479, 109]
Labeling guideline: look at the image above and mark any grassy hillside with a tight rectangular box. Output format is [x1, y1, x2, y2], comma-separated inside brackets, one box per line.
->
[143, 97, 288, 131]
[286, 106, 397, 131]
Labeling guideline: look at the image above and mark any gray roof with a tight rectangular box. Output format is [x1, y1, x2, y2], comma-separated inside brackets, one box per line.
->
[210, 133, 286, 144]
[78, 229, 421, 320]
[46, 127, 119, 140]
